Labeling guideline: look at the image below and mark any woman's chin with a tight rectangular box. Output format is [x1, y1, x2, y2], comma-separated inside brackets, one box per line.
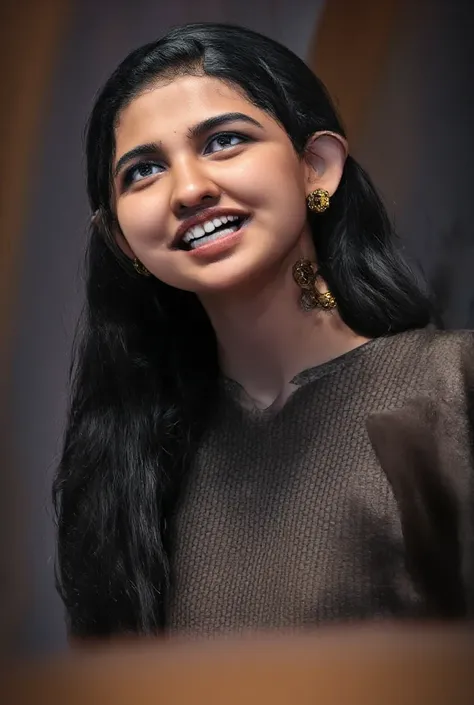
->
[182, 254, 267, 296]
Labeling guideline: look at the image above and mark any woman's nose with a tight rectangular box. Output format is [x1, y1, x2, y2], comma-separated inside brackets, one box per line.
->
[170, 160, 220, 215]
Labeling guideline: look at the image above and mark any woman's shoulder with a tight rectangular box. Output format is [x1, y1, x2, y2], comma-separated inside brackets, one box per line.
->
[388, 326, 474, 399]
[419, 327, 474, 400]
[393, 325, 474, 359]
[366, 326, 474, 476]
[422, 327, 474, 359]
[367, 327, 474, 470]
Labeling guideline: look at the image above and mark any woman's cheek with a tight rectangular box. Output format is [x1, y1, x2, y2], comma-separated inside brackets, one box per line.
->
[226, 157, 301, 210]
[119, 198, 167, 245]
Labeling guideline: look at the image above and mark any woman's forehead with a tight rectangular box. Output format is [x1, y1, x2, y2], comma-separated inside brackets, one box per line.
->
[116, 76, 267, 136]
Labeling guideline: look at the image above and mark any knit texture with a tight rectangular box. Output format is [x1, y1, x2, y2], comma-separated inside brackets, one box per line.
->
[167, 327, 474, 636]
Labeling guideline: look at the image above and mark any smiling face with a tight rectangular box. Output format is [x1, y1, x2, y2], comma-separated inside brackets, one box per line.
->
[112, 74, 315, 294]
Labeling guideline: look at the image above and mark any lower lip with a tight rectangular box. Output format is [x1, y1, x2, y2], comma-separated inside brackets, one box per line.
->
[186, 220, 249, 259]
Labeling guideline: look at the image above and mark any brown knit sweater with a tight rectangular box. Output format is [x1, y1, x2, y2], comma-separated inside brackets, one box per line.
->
[167, 327, 474, 635]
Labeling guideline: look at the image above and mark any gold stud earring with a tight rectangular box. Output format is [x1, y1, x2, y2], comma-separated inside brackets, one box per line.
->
[133, 258, 151, 277]
[306, 189, 330, 213]
[292, 259, 336, 312]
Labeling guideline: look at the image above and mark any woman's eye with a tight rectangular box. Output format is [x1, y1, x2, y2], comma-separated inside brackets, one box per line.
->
[124, 162, 163, 186]
[205, 133, 246, 154]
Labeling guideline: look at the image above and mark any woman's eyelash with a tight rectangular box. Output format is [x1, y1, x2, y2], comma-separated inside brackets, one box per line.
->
[122, 161, 163, 187]
[204, 131, 249, 153]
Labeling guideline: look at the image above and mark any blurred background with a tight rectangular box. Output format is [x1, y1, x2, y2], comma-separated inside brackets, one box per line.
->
[1, 0, 473, 654]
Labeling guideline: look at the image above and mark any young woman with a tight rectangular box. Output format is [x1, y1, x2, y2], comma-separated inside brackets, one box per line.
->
[54, 22, 474, 639]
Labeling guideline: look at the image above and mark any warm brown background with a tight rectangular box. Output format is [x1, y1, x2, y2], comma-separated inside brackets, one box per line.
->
[2, 0, 473, 653]
[4, 626, 474, 704]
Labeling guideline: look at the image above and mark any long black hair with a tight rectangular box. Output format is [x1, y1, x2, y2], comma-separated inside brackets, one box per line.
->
[53, 22, 433, 637]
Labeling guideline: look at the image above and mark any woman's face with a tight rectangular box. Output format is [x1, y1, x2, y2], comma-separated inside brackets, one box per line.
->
[112, 74, 313, 294]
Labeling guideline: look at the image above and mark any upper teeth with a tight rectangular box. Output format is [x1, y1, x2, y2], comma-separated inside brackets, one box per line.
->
[182, 214, 241, 243]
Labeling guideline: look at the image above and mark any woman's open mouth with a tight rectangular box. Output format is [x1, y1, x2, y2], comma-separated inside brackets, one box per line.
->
[179, 214, 248, 251]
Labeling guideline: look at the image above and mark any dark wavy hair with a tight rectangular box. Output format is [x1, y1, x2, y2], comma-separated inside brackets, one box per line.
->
[53, 22, 433, 637]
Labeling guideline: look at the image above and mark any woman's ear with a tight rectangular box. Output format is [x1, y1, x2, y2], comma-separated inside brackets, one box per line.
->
[304, 131, 348, 198]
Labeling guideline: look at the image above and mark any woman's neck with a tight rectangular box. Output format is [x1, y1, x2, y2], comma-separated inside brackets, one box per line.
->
[200, 252, 370, 409]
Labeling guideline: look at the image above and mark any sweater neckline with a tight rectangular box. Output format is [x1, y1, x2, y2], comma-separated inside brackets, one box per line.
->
[220, 332, 398, 416]
[289, 334, 388, 385]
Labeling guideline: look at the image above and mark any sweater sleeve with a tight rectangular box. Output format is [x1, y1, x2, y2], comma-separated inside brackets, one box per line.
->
[459, 333, 474, 616]
[366, 331, 474, 619]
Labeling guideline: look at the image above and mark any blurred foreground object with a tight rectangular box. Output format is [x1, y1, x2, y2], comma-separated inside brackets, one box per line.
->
[2, 624, 474, 704]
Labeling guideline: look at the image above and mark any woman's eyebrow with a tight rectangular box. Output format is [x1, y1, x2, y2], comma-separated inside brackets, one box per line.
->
[187, 112, 264, 139]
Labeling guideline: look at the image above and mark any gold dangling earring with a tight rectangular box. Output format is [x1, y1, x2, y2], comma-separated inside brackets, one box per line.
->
[307, 188, 330, 213]
[133, 257, 151, 277]
[292, 259, 336, 312]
